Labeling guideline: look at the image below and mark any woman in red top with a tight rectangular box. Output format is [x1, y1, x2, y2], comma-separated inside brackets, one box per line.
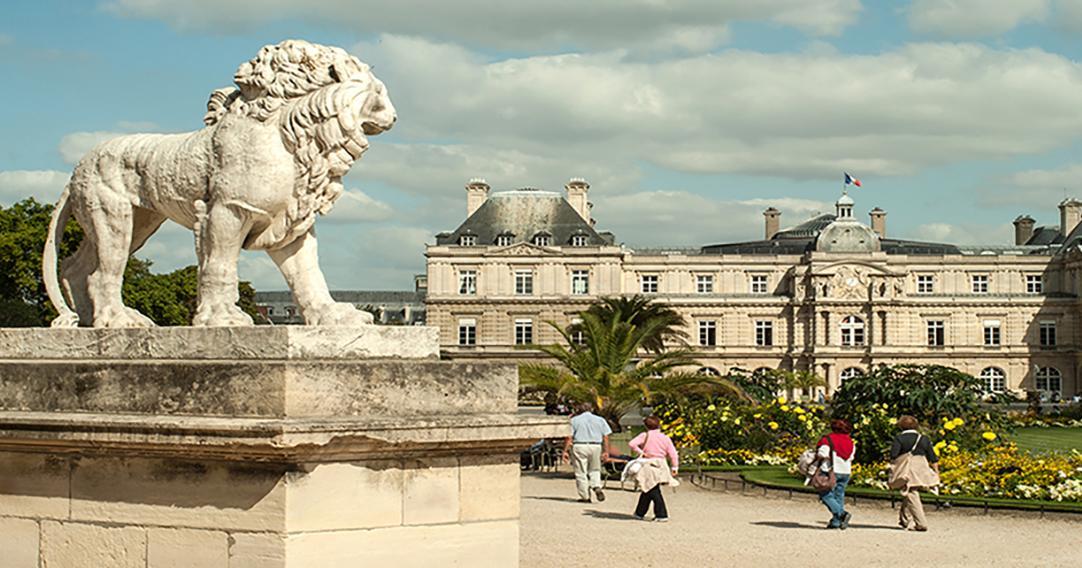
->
[816, 419, 856, 529]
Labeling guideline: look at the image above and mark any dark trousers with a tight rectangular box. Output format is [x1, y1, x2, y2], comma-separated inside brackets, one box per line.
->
[634, 485, 668, 519]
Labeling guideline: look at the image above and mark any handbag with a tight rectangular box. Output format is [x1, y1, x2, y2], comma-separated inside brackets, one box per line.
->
[808, 434, 837, 493]
[888, 433, 940, 490]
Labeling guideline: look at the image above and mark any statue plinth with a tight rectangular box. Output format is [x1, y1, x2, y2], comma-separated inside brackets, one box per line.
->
[0, 326, 565, 567]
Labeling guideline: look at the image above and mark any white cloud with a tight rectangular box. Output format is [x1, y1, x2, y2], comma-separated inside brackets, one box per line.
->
[0, 170, 69, 205]
[104, 0, 863, 52]
[977, 163, 1082, 209]
[360, 36, 1082, 182]
[595, 190, 831, 246]
[322, 189, 394, 223]
[907, 0, 1049, 37]
[58, 131, 124, 164]
[908, 221, 1013, 245]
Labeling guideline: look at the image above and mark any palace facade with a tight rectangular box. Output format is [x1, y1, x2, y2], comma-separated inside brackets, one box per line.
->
[425, 178, 1082, 398]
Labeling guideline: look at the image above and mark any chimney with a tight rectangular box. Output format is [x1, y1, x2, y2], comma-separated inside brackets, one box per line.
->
[1060, 198, 1082, 238]
[869, 207, 886, 238]
[565, 177, 591, 222]
[1013, 215, 1036, 245]
[763, 207, 781, 239]
[465, 178, 490, 217]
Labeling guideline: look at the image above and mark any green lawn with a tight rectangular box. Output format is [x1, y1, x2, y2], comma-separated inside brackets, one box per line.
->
[1010, 427, 1082, 453]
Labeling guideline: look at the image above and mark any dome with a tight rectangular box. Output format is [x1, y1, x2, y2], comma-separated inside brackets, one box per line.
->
[837, 192, 855, 206]
[816, 218, 880, 253]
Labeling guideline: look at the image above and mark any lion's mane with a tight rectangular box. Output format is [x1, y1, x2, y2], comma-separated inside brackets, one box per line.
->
[202, 40, 381, 249]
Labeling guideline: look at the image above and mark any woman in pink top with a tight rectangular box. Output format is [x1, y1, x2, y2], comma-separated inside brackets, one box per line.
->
[628, 415, 679, 522]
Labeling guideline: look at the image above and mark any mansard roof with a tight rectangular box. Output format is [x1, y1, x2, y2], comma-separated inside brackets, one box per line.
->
[436, 189, 615, 246]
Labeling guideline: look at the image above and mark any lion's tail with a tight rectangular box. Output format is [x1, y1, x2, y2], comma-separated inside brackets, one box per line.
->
[43, 184, 79, 327]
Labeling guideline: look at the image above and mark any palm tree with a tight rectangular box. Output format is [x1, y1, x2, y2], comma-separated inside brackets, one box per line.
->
[521, 310, 747, 431]
[780, 370, 827, 401]
[578, 295, 688, 352]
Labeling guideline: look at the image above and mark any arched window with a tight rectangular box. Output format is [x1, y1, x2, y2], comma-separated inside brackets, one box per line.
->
[839, 367, 864, 383]
[1035, 367, 1062, 394]
[980, 367, 1006, 393]
[698, 367, 721, 376]
[840, 316, 865, 346]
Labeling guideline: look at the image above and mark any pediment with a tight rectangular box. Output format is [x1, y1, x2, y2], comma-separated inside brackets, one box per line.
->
[811, 260, 899, 277]
[484, 242, 557, 257]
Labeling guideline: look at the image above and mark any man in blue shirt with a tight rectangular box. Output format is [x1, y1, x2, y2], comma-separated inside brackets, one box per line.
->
[561, 402, 612, 502]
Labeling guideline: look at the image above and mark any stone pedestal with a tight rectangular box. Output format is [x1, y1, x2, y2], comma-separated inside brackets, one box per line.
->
[0, 327, 565, 568]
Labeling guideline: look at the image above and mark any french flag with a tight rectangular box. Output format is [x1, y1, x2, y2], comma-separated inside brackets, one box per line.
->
[844, 172, 862, 187]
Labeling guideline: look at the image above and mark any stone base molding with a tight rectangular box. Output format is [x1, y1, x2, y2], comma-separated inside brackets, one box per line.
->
[0, 326, 566, 567]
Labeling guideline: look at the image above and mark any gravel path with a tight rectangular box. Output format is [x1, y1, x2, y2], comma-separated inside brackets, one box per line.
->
[520, 474, 1079, 567]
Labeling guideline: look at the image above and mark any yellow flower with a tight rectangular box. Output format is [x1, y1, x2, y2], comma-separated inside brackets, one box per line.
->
[982, 431, 997, 441]
[951, 418, 965, 428]
[777, 396, 787, 404]
[944, 421, 957, 431]
[733, 417, 741, 425]
[798, 414, 808, 422]
[706, 404, 716, 411]
[794, 407, 806, 414]
[753, 413, 763, 419]
[780, 405, 790, 412]
[768, 421, 779, 430]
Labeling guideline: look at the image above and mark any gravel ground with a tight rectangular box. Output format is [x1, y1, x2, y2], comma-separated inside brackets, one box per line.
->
[520, 473, 1080, 567]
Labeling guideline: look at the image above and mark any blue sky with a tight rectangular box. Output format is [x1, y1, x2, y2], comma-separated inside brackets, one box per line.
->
[3, 0, 1082, 290]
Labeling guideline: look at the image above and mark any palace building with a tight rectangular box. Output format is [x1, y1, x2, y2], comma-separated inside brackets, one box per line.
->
[424, 178, 1082, 398]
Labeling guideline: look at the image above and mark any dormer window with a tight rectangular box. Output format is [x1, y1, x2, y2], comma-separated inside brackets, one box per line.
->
[495, 232, 515, 247]
[459, 234, 477, 246]
[533, 232, 552, 246]
[570, 234, 588, 247]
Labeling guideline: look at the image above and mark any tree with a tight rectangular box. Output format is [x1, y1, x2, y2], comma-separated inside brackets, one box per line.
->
[780, 369, 827, 401]
[520, 309, 747, 431]
[0, 198, 266, 326]
[577, 295, 689, 352]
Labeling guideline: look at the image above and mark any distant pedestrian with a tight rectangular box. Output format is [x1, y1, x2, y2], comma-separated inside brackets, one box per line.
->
[888, 415, 940, 532]
[815, 419, 855, 529]
[627, 415, 680, 522]
[562, 402, 611, 503]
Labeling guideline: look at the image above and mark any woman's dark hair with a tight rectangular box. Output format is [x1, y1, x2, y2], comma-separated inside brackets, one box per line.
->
[643, 415, 661, 430]
[896, 415, 919, 430]
[829, 418, 852, 434]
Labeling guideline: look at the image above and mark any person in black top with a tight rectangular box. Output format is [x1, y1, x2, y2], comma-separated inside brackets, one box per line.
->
[890, 415, 940, 531]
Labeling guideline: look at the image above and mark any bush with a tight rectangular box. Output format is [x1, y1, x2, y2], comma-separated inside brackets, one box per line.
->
[831, 365, 1010, 463]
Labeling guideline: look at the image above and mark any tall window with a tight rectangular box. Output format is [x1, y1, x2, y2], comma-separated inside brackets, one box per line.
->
[570, 234, 588, 247]
[696, 275, 714, 294]
[980, 367, 1005, 393]
[840, 367, 864, 383]
[1035, 367, 1062, 394]
[569, 317, 585, 346]
[514, 319, 534, 345]
[533, 233, 551, 246]
[971, 274, 989, 294]
[458, 270, 477, 295]
[916, 275, 934, 294]
[698, 320, 717, 346]
[514, 270, 534, 295]
[459, 234, 477, 246]
[1026, 274, 1043, 294]
[457, 318, 477, 346]
[571, 270, 590, 295]
[750, 275, 768, 294]
[840, 316, 865, 346]
[927, 320, 945, 346]
[495, 234, 514, 246]
[755, 320, 773, 346]
[641, 275, 659, 294]
[983, 320, 1001, 346]
[1039, 321, 1057, 347]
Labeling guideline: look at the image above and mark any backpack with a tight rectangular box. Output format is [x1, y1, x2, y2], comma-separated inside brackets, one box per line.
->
[796, 448, 819, 478]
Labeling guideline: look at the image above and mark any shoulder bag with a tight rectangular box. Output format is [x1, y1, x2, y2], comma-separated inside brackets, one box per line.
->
[808, 434, 837, 493]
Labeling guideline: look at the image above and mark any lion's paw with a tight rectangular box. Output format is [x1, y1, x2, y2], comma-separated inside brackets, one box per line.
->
[305, 302, 375, 326]
[193, 303, 254, 327]
[96, 305, 157, 328]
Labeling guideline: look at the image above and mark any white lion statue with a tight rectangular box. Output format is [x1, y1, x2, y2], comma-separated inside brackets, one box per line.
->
[42, 40, 396, 327]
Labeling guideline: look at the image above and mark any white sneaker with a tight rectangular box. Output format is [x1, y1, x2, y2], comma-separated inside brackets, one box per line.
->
[655, 517, 669, 523]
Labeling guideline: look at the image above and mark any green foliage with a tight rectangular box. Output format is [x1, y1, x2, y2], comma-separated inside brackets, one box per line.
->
[0, 198, 82, 325]
[521, 300, 745, 431]
[0, 198, 265, 327]
[578, 295, 688, 352]
[656, 396, 826, 457]
[831, 365, 1010, 463]
[728, 368, 786, 404]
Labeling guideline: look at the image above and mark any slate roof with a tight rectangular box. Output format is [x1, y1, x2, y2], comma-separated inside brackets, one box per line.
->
[436, 189, 614, 246]
[1026, 226, 1064, 246]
